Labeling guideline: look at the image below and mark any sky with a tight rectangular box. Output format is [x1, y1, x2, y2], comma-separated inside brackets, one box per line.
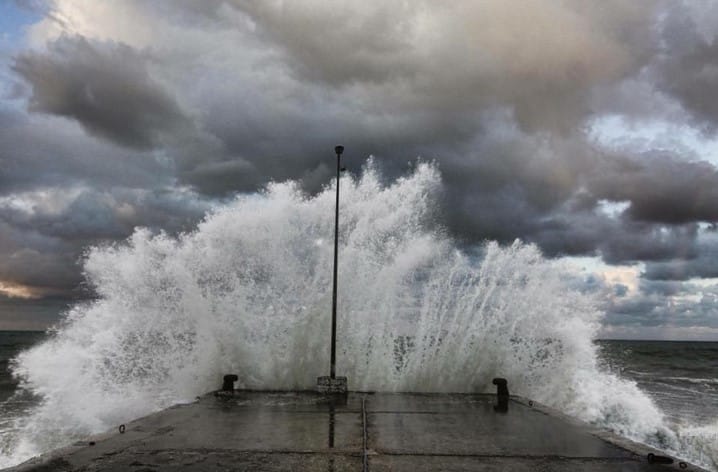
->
[0, 0, 717, 340]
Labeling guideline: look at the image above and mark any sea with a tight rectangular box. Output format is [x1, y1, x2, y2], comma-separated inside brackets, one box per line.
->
[0, 163, 716, 469]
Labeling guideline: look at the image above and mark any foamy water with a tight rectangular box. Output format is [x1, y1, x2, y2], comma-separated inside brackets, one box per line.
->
[1, 161, 716, 470]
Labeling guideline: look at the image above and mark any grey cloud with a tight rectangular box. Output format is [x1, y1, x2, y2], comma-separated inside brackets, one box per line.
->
[586, 1, 718, 129]
[1, 187, 213, 241]
[654, 4, 718, 127]
[645, 259, 718, 281]
[591, 252, 718, 332]
[0, 186, 214, 296]
[182, 159, 262, 195]
[640, 279, 686, 296]
[231, 0, 658, 133]
[588, 152, 718, 224]
[613, 284, 629, 297]
[563, 271, 676, 336]
[0, 218, 82, 292]
[415, 123, 708, 265]
[643, 229, 718, 280]
[0, 109, 170, 194]
[605, 283, 718, 330]
[599, 222, 698, 264]
[527, 207, 699, 264]
[3, 0, 718, 329]
[0, 249, 82, 292]
[14, 35, 191, 149]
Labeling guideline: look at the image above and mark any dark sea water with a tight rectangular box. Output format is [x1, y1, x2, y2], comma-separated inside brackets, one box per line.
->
[0, 331, 45, 454]
[0, 331, 44, 403]
[598, 340, 718, 470]
[597, 340, 718, 435]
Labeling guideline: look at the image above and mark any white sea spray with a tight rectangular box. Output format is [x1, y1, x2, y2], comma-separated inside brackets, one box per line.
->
[1, 161, 715, 470]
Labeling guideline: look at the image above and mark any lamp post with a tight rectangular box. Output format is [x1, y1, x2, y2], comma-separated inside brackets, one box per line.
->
[330, 145, 343, 379]
[317, 146, 348, 395]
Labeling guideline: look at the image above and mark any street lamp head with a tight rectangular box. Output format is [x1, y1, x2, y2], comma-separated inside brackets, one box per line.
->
[334, 145, 344, 156]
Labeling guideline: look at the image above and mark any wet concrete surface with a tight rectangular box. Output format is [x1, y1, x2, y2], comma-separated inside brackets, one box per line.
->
[6, 391, 707, 471]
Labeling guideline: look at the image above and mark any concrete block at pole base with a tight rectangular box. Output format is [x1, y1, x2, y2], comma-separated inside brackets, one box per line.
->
[316, 376, 348, 395]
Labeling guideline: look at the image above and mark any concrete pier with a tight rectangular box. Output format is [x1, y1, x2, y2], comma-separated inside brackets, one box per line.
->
[6, 391, 707, 471]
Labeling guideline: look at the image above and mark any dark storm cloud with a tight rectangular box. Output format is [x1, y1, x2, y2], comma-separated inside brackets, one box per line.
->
[230, 0, 657, 133]
[0, 109, 170, 194]
[589, 152, 718, 224]
[413, 123, 710, 265]
[158, 0, 713, 265]
[596, 1, 718, 130]
[1, 0, 718, 335]
[530, 212, 699, 264]
[0, 218, 81, 293]
[643, 229, 718, 280]
[655, 4, 718, 128]
[599, 223, 698, 264]
[0, 184, 214, 297]
[14, 35, 191, 149]
[0, 247, 82, 293]
[645, 259, 718, 281]
[162, 0, 659, 196]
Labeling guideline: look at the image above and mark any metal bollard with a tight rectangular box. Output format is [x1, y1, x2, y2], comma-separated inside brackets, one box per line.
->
[221, 374, 238, 392]
[492, 378, 509, 413]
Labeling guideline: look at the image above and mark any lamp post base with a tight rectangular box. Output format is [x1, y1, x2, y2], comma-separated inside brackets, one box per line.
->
[316, 376, 348, 395]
